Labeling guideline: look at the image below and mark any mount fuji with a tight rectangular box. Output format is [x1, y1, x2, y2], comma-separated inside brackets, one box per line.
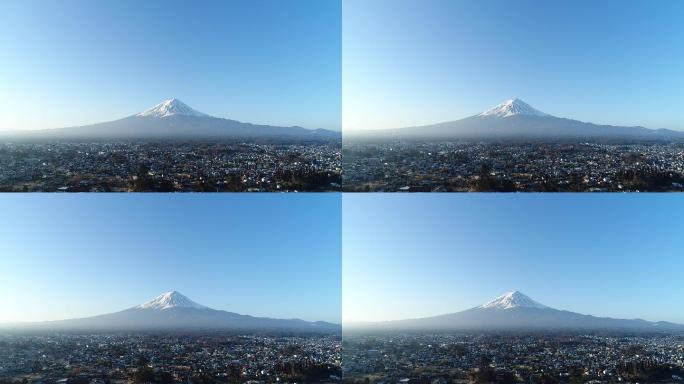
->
[13, 99, 340, 141]
[349, 291, 684, 332]
[5, 291, 340, 333]
[357, 99, 683, 140]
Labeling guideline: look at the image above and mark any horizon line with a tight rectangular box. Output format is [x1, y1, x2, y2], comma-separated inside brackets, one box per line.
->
[343, 98, 683, 132]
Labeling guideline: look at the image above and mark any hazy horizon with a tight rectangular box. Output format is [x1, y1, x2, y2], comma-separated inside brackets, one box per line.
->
[343, 97, 684, 133]
[342, 290, 595, 324]
[343, 194, 684, 323]
[343, 0, 684, 132]
[0, 0, 341, 132]
[0, 195, 342, 324]
[0, 290, 342, 326]
[343, 289, 684, 325]
[0, 98, 335, 133]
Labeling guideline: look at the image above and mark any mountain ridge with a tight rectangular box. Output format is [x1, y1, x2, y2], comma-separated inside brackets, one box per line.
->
[350, 99, 683, 140]
[3, 99, 340, 141]
[347, 291, 684, 332]
[2, 291, 340, 333]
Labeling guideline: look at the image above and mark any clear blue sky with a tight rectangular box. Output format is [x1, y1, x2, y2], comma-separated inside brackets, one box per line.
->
[343, 0, 684, 131]
[343, 194, 684, 323]
[0, 0, 341, 131]
[0, 194, 341, 323]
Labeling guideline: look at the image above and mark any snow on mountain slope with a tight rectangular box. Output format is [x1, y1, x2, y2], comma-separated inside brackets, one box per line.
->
[478, 98, 550, 118]
[478, 291, 549, 310]
[137, 98, 210, 118]
[137, 291, 208, 310]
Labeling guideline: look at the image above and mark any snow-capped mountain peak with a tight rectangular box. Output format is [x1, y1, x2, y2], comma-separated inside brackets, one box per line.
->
[478, 98, 550, 118]
[137, 291, 208, 310]
[478, 291, 549, 310]
[137, 99, 210, 118]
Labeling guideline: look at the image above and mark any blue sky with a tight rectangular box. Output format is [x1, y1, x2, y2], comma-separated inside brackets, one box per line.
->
[343, 194, 684, 323]
[343, 0, 684, 131]
[0, 0, 340, 131]
[0, 194, 341, 323]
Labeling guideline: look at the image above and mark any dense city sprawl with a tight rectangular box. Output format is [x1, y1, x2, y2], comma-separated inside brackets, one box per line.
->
[0, 141, 341, 192]
[342, 141, 684, 192]
[0, 333, 341, 384]
[342, 333, 684, 384]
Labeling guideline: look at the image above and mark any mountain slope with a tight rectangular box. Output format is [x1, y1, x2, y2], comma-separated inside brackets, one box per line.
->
[354, 99, 683, 140]
[5, 291, 340, 333]
[10, 99, 340, 141]
[349, 291, 684, 332]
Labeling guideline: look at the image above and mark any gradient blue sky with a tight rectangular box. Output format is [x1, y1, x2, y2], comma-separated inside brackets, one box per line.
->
[343, 0, 684, 131]
[343, 194, 684, 323]
[0, 194, 341, 323]
[0, 0, 340, 131]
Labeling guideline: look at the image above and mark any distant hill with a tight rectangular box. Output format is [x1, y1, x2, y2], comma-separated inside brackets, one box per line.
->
[347, 291, 684, 333]
[4, 99, 340, 141]
[4, 291, 340, 333]
[351, 99, 684, 140]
